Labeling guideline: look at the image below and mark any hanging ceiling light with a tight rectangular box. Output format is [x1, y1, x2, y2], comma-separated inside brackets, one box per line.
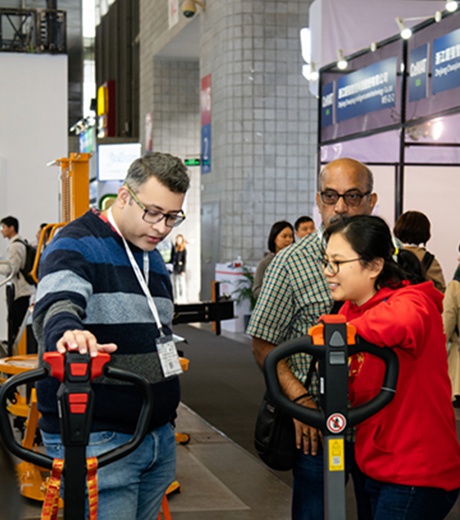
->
[302, 62, 319, 82]
[446, 0, 458, 12]
[337, 49, 348, 70]
[309, 61, 319, 81]
[395, 16, 412, 39]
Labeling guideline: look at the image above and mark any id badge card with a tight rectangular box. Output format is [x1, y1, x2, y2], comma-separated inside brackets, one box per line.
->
[156, 335, 183, 377]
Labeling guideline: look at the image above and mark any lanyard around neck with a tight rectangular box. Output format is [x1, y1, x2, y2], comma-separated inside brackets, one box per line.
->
[107, 208, 164, 335]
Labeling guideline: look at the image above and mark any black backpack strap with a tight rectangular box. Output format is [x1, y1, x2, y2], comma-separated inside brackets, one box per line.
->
[422, 251, 435, 271]
[12, 238, 27, 275]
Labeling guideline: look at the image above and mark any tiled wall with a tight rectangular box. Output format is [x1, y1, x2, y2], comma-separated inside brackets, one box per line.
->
[139, 0, 317, 298]
[151, 58, 201, 303]
[200, 0, 317, 263]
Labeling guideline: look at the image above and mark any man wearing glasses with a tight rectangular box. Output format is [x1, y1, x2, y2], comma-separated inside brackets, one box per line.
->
[247, 157, 377, 520]
[33, 152, 190, 520]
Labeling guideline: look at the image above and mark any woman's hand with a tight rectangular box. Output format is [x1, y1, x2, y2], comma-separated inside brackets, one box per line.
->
[56, 330, 118, 358]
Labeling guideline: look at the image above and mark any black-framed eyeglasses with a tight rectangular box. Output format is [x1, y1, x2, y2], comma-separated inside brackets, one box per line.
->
[322, 257, 362, 275]
[125, 184, 186, 228]
[320, 190, 371, 207]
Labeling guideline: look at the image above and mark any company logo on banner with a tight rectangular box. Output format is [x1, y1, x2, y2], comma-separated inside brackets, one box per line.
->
[336, 57, 397, 122]
[409, 44, 428, 102]
[201, 74, 211, 174]
[321, 82, 334, 128]
[432, 27, 460, 95]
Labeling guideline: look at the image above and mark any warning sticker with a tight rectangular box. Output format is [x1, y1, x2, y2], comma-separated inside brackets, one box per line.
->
[326, 413, 347, 433]
[328, 438, 345, 472]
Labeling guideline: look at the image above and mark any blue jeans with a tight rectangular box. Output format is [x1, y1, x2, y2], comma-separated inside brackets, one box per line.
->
[41, 423, 176, 520]
[292, 441, 372, 520]
[365, 477, 460, 520]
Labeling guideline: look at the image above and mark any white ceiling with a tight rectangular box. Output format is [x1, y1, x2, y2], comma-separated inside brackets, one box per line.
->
[156, 16, 200, 60]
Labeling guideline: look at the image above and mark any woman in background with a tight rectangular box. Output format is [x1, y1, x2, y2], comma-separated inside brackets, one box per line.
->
[172, 234, 187, 303]
[393, 210, 446, 292]
[443, 242, 460, 407]
[323, 215, 460, 520]
[253, 220, 294, 299]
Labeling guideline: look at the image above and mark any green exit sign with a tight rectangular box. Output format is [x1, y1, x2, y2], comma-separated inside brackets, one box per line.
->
[184, 158, 201, 166]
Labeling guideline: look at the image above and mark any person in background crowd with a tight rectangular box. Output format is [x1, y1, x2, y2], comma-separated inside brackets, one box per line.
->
[157, 237, 174, 274]
[172, 234, 187, 303]
[294, 215, 315, 240]
[0, 216, 35, 345]
[443, 242, 460, 407]
[33, 152, 190, 520]
[247, 157, 378, 520]
[35, 222, 52, 248]
[253, 220, 294, 299]
[393, 210, 446, 292]
[323, 215, 460, 520]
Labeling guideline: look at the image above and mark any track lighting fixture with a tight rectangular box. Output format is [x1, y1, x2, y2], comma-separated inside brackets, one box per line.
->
[337, 49, 348, 70]
[309, 61, 319, 81]
[395, 16, 412, 40]
[446, 0, 458, 12]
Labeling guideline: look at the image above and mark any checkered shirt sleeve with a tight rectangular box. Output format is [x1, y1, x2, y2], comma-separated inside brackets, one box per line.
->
[246, 233, 333, 387]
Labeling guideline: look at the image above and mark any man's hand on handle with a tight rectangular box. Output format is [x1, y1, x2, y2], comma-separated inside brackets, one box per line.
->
[57, 330, 118, 357]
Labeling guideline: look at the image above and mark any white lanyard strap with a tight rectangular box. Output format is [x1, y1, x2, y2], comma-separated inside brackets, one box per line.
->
[108, 208, 164, 335]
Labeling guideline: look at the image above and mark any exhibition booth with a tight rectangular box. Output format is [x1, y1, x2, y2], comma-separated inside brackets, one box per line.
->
[317, 8, 460, 278]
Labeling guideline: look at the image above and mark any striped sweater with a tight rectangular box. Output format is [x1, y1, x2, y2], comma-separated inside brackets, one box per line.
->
[33, 209, 180, 434]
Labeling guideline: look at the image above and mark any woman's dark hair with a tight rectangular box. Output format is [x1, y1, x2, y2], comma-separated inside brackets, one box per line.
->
[324, 215, 426, 288]
[267, 220, 294, 254]
[393, 210, 431, 245]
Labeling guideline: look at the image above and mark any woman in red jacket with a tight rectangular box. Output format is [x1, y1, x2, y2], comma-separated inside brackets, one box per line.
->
[322, 214, 460, 520]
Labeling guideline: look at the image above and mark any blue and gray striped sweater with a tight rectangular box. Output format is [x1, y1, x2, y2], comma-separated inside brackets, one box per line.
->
[33, 209, 180, 434]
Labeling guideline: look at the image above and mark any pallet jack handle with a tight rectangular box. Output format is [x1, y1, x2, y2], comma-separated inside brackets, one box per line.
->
[0, 351, 154, 519]
[263, 314, 399, 520]
[263, 315, 399, 430]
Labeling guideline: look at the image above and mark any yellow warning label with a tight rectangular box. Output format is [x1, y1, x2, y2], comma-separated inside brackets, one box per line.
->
[328, 438, 345, 472]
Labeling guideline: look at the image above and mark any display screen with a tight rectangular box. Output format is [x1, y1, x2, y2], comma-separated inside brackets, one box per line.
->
[97, 143, 141, 181]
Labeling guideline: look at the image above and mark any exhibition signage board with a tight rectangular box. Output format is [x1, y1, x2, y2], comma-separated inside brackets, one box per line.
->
[201, 74, 212, 174]
[432, 27, 460, 95]
[336, 57, 397, 122]
[409, 44, 428, 102]
[321, 82, 334, 128]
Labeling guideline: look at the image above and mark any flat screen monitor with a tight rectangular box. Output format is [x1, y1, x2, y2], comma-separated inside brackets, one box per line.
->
[97, 143, 141, 181]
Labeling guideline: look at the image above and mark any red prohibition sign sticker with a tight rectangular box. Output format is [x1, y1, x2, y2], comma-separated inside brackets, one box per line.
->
[327, 413, 347, 433]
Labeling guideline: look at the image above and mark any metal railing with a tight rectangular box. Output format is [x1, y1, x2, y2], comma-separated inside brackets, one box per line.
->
[0, 8, 66, 53]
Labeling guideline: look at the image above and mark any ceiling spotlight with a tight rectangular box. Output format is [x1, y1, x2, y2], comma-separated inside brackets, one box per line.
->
[446, 0, 458, 12]
[309, 61, 319, 81]
[370, 41, 378, 52]
[302, 62, 319, 82]
[337, 49, 348, 70]
[435, 10, 443, 22]
[395, 16, 412, 40]
[430, 120, 444, 141]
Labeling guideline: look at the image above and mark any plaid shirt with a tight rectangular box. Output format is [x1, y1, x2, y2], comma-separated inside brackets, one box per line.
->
[247, 231, 333, 396]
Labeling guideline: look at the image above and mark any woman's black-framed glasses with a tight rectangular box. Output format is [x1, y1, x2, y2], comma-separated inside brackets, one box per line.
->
[320, 190, 371, 207]
[322, 257, 362, 275]
[125, 184, 186, 228]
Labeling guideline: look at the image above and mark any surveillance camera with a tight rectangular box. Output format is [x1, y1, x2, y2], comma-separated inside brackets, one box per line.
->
[182, 0, 197, 18]
[182, 0, 205, 18]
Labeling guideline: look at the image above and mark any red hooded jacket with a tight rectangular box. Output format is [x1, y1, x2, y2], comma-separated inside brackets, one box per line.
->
[342, 281, 460, 490]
